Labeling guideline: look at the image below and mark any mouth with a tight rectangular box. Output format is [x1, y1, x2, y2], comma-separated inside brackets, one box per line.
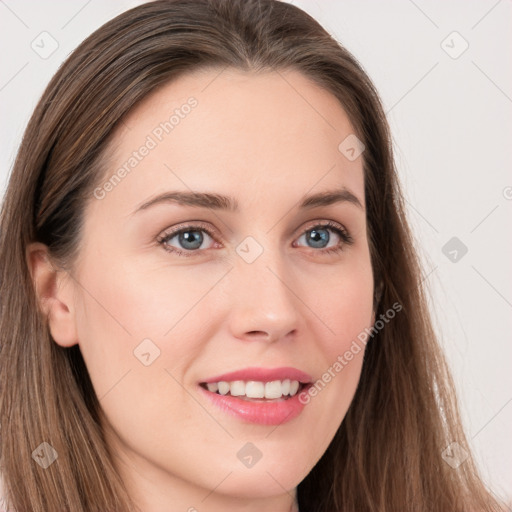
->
[197, 367, 313, 425]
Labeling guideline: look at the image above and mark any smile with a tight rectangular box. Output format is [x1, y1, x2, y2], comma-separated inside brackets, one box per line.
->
[198, 367, 313, 425]
[200, 379, 303, 400]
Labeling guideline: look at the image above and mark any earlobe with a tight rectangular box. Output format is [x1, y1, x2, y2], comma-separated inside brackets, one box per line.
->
[26, 242, 78, 348]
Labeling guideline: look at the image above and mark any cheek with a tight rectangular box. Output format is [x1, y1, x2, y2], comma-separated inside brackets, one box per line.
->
[75, 257, 217, 349]
[310, 249, 374, 360]
[296, 257, 374, 450]
[73, 257, 227, 416]
[72, 260, 213, 466]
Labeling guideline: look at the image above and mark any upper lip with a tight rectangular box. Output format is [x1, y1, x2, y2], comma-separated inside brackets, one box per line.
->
[200, 366, 312, 384]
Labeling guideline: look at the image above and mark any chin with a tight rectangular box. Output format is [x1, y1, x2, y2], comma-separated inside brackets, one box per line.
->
[211, 460, 308, 499]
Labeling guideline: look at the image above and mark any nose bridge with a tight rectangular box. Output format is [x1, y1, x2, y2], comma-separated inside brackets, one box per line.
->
[227, 233, 301, 340]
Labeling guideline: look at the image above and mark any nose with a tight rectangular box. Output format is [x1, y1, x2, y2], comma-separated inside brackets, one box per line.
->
[227, 244, 302, 344]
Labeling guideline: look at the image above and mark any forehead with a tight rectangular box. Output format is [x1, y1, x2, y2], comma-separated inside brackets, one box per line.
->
[93, 67, 365, 218]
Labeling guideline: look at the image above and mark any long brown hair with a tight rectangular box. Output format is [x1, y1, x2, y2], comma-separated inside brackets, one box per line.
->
[0, 1, 504, 510]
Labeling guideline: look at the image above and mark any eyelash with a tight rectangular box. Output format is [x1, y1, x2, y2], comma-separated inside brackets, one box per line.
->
[156, 220, 354, 258]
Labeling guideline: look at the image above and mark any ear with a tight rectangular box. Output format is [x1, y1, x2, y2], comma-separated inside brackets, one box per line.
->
[26, 242, 78, 347]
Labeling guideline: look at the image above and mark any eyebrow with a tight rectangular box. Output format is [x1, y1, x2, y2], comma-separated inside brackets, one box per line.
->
[131, 187, 363, 215]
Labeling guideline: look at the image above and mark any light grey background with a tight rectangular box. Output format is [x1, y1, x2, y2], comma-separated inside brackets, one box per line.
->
[1, 0, 510, 504]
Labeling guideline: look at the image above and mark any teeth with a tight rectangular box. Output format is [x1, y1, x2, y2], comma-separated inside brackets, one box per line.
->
[289, 380, 300, 396]
[217, 381, 230, 395]
[229, 380, 245, 396]
[245, 381, 265, 398]
[264, 380, 283, 399]
[206, 382, 218, 393]
[204, 379, 302, 399]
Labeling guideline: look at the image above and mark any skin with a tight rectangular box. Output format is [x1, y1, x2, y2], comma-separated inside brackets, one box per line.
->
[28, 68, 375, 512]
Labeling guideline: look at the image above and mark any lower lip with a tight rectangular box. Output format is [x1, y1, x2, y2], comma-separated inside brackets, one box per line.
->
[198, 385, 311, 426]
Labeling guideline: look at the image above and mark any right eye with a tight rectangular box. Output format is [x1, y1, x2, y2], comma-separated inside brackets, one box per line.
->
[157, 223, 219, 257]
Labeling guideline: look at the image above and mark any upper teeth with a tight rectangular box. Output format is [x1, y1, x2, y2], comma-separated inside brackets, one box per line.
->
[206, 379, 301, 399]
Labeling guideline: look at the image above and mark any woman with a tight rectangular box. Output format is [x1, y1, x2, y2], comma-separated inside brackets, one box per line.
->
[0, 0, 505, 510]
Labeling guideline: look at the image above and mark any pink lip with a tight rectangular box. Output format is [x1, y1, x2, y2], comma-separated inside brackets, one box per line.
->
[198, 366, 313, 426]
[200, 366, 312, 384]
[198, 383, 312, 426]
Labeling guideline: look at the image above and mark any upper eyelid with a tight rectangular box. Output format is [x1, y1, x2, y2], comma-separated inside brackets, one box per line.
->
[158, 221, 217, 240]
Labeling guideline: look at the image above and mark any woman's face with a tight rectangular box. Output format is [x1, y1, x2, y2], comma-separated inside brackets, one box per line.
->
[59, 68, 374, 510]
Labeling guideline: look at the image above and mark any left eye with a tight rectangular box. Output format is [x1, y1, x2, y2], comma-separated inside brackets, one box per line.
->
[292, 221, 354, 256]
[157, 222, 353, 257]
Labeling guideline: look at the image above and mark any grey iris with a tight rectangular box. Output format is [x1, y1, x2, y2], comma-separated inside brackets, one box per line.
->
[307, 227, 329, 248]
[179, 231, 203, 250]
